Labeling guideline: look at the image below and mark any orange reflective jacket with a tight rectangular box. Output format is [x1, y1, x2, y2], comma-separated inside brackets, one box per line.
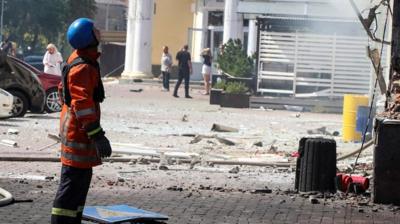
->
[59, 49, 102, 169]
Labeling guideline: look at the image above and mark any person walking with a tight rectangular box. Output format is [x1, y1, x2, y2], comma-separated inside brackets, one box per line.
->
[43, 43, 63, 75]
[161, 46, 172, 91]
[201, 48, 212, 95]
[0, 37, 14, 55]
[173, 44, 192, 98]
[51, 18, 112, 224]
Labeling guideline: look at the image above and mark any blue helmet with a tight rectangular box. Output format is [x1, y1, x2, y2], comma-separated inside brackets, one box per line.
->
[67, 18, 96, 49]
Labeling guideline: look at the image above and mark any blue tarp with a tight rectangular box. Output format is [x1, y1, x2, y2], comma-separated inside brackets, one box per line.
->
[83, 204, 168, 223]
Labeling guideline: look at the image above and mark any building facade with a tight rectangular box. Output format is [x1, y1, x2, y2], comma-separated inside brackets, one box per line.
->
[121, 0, 389, 99]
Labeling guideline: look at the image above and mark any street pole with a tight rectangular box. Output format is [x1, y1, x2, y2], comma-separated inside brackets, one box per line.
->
[0, 0, 4, 42]
[105, 2, 110, 31]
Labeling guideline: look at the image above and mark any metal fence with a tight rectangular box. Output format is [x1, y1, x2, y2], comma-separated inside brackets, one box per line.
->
[257, 31, 373, 98]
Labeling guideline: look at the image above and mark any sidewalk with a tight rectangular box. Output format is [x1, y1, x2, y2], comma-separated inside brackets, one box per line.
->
[1, 173, 399, 224]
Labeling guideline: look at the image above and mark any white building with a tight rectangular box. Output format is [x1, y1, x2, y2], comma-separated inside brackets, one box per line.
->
[122, 0, 390, 101]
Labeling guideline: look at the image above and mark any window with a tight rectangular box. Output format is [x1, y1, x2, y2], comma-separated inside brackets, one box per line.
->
[208, 11, 224, 26]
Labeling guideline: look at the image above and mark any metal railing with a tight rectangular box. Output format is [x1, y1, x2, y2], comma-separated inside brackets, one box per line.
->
[257, 31, 373, 98]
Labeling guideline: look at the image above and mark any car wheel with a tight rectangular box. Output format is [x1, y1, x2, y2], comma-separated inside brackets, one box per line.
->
[45, 88, 61, 113]
[9, 90, 28, 117]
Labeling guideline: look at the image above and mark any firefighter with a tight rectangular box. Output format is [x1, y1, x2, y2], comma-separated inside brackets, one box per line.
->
[51, 18, 112, 224]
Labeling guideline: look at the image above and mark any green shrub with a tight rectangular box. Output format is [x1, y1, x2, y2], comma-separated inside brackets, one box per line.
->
[213, 80, 226, 90]
[217, 39, 254, 78]
[225, 82, 248, 94]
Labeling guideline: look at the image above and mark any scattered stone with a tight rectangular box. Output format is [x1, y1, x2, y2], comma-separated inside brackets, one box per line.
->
[45, 176, 54, 180]
[228, 166, 240, 174]
[137, 157, 150, 165]
[309, 196, 319, 204]
[128, 159, 137, 165]
[0, 139, 18, 147]
[358, 208, 364, 213]
[358, 201, 369, 206]
[158, 165, 169, 170]
[250, 189, 272, 194]
[117, 177, 125, 183]
[129, 88, 143, 93]
[36, 185, 43, 189]
[185, 192, 193, 198]
[253, 141, 263, 147]
[182, 114, 189, 122]
[167, 186, 183, 191]
[268, 145, 278, 153]
[7, 128, 19, 135]
[211, 123, 238, 132]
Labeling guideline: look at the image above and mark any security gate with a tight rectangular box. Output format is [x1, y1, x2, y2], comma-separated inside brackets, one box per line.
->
[257, 29, 372, 98]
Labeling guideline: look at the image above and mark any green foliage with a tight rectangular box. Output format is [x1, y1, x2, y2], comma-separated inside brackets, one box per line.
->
[225, 82, 249, 94]
[212, 80, 226, 90]
[3, 0, 97, 56]
[217, 39, 254, 78]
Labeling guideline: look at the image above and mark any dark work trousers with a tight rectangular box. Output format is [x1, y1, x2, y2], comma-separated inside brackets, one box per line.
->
[173, 68, 190, 96]
[51, 165, 92, 224]
[162, 71, 170, 90]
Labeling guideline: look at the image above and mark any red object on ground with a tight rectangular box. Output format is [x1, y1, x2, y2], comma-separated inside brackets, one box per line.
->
[336, 173, 369, 192]
[351, 175, 370, 190]
[336, 173, 353, 192]
[291, 151, 299, 158]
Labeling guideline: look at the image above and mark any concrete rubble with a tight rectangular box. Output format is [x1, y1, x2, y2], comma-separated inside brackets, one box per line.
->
[0, 83, 391, 218]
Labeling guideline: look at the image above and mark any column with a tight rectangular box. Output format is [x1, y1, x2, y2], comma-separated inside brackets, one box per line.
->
[223, 0, 243, 44]
[192, 7, 208, 62]
[247, 19, 257, 56]
[122, 0, 154, 79]
[122, 0, 135, 75]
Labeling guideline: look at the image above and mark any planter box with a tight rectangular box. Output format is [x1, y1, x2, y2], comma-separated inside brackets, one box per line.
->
[222, 75, 256, 93]
[220, 93, 250, 108]
[210, 89, 222, 105]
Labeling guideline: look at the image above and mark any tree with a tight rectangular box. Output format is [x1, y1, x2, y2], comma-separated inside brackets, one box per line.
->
[217, 39, 254, 78]
[2, 0, 96, 56]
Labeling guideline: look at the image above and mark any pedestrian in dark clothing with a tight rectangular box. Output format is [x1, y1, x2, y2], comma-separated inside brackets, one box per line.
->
[173, 45, 192, 98]
[0, 37, 14, 55]
[161, 46, 172, 91]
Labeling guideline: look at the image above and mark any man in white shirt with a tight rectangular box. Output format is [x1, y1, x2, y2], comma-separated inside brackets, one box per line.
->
[160, 46, 172, 91]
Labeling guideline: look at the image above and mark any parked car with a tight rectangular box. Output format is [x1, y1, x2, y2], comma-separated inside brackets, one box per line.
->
[10, 57, 61, 113]
[0, 88, 13, 118]
[0, 53, 45, 117]
[24, 55, 44, 72]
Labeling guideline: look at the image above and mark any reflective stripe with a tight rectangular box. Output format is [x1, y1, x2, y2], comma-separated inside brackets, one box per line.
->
[51, 207, 77, 218]
[62, 108, 71, 140]
[61, 137, 94, 150]
[61, 151, 99, 163]
[87, 127, 102, 136]
[75, 107, 96, 118]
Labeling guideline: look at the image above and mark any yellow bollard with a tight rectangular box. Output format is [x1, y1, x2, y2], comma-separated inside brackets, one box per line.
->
[342, 94, 369, 142]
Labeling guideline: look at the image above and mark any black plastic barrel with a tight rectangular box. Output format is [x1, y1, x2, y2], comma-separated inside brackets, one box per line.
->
[295, 138, 337, 192]
[373, 118, 400, 205]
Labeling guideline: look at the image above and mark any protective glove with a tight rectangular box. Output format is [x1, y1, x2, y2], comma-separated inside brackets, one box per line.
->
[93, 134, 112, 158]
[85, 121, 112, 158]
